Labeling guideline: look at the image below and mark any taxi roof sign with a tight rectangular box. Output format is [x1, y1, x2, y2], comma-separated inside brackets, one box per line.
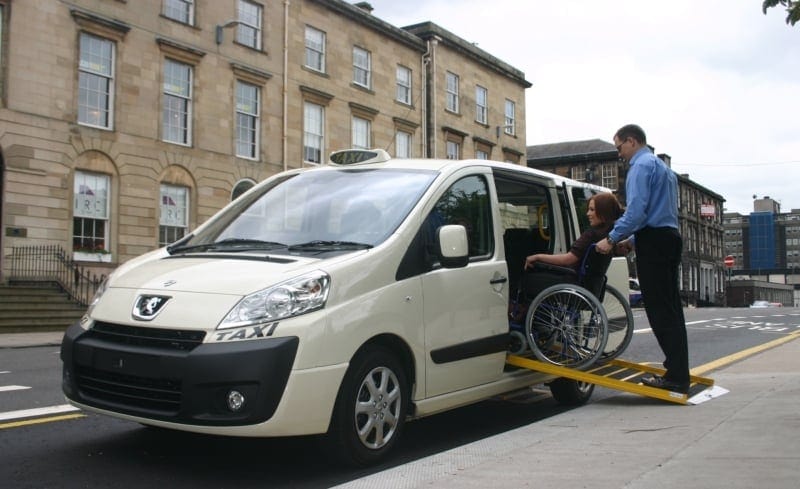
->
[329, 148, 391, 165]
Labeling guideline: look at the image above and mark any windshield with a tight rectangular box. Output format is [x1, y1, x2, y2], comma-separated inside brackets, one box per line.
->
[173, 168, 437, 254]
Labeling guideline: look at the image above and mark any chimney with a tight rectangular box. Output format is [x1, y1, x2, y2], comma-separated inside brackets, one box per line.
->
[354, 2, 374, 14]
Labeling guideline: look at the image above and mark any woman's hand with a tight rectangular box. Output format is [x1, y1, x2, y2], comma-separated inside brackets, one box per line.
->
[524, 254, 539, 270]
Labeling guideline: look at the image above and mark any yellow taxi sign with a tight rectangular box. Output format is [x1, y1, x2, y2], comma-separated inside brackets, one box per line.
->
[329, 149, 391, 165]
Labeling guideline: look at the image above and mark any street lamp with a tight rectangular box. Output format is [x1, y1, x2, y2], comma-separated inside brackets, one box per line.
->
[216, 20, 244, 45]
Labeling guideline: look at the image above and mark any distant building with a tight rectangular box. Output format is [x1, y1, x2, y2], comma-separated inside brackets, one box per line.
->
[723, 197, 800, 306]
[527, 139, 725, 306]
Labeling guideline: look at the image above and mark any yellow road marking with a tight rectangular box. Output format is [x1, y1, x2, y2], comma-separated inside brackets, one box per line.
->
[691, 331, 800, 376]
[0, 413, 85, 430]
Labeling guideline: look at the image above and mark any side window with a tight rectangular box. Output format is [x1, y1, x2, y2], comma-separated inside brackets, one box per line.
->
[427, 175, 492, 260]
[571, 186, 597, 234]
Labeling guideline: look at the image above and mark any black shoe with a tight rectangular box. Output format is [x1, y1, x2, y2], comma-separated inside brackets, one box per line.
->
[641, 375, 689, 394]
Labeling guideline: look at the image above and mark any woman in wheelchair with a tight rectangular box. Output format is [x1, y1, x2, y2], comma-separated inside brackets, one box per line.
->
[523, 192, 624, 272]
[511, 192, 631, 368]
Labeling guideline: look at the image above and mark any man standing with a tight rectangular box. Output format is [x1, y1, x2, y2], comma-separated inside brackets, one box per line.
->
[595, 124, 690, 393]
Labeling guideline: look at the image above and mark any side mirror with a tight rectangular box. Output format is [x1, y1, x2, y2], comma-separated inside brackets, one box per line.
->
[438, 224, 469, 268]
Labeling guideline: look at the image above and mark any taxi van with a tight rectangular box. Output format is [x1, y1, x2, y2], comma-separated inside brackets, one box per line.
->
[61, 149, 628, 466]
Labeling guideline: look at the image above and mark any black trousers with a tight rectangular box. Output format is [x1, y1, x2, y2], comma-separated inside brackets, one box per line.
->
[635, 227, 689, 383]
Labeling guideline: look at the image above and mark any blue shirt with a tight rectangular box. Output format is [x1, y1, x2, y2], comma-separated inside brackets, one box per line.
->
[608, 147, 679, 243]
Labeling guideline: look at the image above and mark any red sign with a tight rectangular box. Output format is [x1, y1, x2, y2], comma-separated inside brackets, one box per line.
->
[724, 255, 735, 268]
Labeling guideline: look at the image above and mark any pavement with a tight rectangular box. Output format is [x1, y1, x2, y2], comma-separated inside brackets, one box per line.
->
[3, 331, 799, 489]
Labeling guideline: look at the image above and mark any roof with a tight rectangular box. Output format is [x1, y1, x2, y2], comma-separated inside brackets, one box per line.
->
[526, 139, 617, 161]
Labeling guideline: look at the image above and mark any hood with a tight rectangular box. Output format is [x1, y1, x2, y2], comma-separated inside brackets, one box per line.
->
[109, 254, 328, 295]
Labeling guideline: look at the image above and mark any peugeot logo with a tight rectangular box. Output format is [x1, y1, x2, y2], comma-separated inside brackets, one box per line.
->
[132, 295, 171, 321]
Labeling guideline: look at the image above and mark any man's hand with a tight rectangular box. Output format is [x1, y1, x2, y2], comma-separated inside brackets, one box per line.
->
[615, 238, 634, 255]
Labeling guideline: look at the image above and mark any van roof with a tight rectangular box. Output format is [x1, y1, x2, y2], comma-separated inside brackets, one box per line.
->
[319, 149, 612, 193]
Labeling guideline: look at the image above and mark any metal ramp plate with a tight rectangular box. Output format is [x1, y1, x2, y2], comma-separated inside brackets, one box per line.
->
[506, 354, 716, 405]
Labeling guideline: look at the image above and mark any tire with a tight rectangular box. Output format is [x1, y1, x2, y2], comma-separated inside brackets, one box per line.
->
[525, 284, 608, 369]
[598, 284, 635, 361]
[549, 378, 595, 406]
[327, 346, 409, 467]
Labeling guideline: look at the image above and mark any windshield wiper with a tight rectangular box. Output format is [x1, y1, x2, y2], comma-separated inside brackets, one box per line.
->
[289, 240, 373, 251]
[169, 238, 287, 254]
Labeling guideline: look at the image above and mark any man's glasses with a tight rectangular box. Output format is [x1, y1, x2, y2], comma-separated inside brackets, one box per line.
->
[615, 138, 628, 152]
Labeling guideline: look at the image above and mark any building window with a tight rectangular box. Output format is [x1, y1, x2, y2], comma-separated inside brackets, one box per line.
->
[303, 101, 324, 164]
[162, 59, 192, 145]
[236, 0, 262, 50]
[476, 149, 488, 160]
[353, 46, 371, 89]
[601, 163, 618, 190]
[78, 33, 114, 129]
[446, 72, 459, 113]
[475, 85, 488, 124]
[232, 179, 256, 201]
[163, 0, 194, 25]
[570, 166, 586, 182]
[396, 65, 412, 105]
[352, 116, 371, 149]
[446, 140, 460, 160]
[396, 130, 412, 158]
[73, 171, 110, 254]
[304, 26, 325, 72]
[504, 99, 516, 135]
[235, 81, 260, 159]
[159, 184, 189, 246]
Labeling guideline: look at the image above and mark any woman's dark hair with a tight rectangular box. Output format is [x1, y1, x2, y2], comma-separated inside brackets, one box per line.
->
[590, 192, 624, 224]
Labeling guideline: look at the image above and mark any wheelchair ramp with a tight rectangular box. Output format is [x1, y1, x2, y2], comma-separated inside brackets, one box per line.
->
[506, 354, 718, 405]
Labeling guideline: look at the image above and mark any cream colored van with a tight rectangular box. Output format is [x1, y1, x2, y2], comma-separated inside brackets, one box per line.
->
[61, 149, 628, 466]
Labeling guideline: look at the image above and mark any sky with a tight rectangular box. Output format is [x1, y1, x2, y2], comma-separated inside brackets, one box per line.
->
[365, 0, 800, 215]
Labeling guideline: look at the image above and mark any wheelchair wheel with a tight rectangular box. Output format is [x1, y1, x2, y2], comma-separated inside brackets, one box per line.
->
[598, 284, 635, 361]
[525, 284, 608, 369]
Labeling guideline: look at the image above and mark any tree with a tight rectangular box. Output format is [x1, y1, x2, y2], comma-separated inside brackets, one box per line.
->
[762, 0, 800, 26]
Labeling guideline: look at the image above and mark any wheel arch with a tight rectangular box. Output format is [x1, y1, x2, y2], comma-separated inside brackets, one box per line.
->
[352, 333, 417, 413]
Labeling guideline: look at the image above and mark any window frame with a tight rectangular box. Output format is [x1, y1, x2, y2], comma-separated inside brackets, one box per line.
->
[475, 85, 488, 124]
[395, 130, 412, 158]
[236, 0, 263, 50]
[304, 25, 326, 73]
[396, 65, 412, 105]
[351, 116, 371, 150]
[446, 72, 459, 113]
[163, 0, 194, 25]
[162, 58, 193, 146]
[353, 46, 372, 89]
[73, 171, 111, 256]
[235, 80, 260, 160]
[77, 32, 115, 130]
[303, 101, 324, 164]
[159, 183, 190, 247]
[504, 99, 516, 136]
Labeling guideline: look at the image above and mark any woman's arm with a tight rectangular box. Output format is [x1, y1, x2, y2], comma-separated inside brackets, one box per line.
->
[524, 251, 579, 270]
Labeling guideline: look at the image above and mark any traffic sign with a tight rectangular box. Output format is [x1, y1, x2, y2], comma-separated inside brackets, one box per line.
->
[724, 255, 735, 268]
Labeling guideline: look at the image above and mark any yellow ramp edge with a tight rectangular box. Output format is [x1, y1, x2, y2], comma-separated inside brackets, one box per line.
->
[506, 354, 715, 405]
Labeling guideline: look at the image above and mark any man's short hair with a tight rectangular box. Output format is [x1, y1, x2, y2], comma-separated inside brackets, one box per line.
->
[615, 124, 647, 145]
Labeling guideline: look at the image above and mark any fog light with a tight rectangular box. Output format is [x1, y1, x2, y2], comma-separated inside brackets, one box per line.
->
[227, 390, 245, 412]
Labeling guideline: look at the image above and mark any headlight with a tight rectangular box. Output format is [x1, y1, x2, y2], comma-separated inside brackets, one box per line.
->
[81, 276, 110, 329]
[218, 271, 331, 329]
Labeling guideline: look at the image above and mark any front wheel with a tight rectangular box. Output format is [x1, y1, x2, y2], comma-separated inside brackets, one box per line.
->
[327, 346, 409, 467]
[549, 378, 595, 406]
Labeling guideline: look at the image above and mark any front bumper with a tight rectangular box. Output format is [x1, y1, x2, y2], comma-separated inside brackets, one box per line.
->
[61, 321, 298, 426]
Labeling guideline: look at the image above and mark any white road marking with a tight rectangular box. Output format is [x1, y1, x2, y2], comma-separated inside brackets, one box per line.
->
[0, 404, 79, 422]
[0, 385, 31, 392]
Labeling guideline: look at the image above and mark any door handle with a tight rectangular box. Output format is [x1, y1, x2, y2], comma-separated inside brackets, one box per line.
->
[490, 276, 508, 285]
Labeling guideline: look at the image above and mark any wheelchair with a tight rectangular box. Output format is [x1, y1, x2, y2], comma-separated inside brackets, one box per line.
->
[508, 244, 634, 369]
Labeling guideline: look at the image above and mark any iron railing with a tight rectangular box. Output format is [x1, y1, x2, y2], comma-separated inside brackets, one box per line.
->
[8, 245, 105, 306]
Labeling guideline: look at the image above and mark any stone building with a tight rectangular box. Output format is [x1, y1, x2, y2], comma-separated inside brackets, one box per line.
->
[527, 139, 726, 306]
[0, 0, 530, 279]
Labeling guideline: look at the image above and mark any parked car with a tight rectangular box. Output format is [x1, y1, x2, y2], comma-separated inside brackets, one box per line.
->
[629, 278, 643, 307]
[750, 300, 770, 308]
[60, 149, 629, 466]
